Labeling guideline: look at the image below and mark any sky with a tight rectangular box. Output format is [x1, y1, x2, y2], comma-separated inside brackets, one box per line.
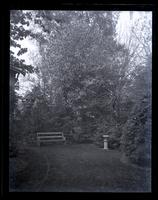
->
[116, 11, 139, 43]
[13, 11, 152, 97]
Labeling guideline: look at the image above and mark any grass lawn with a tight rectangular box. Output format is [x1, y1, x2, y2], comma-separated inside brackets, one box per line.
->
[9, 143, 151, 192]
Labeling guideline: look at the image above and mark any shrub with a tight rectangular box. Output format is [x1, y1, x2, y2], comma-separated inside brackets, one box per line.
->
[108, 137, 120, 149]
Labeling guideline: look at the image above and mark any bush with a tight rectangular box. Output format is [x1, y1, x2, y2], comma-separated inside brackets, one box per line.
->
[108, 137, 120, 149]
[120, 111, 151, 167]
[129, 145, 151, 167]
[93, 134, 104, 148]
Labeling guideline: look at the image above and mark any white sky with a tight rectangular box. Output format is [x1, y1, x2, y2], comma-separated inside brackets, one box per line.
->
[116, 11, 138, 43]
[116, 11, 151, 44]
[13, 11, 152, 96]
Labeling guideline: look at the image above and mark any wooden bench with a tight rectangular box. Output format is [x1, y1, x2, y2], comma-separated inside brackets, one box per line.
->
[37, 132, 66, 146]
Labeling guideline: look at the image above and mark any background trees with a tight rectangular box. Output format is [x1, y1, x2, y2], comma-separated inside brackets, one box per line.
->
[33, 11, 130, 144]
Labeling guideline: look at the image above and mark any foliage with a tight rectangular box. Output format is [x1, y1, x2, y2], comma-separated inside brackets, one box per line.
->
[120, 55, 151, 166]
[10, 10, 34, 76]
[34, 11, 130, 144]
[10, 10, 36, 156]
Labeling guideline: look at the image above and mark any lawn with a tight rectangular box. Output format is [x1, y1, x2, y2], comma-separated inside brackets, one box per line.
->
[9, 143, 151, 192]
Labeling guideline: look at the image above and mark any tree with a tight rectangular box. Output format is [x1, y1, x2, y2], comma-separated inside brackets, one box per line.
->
[33, 11, 130, 143]
[10, 10, 35, 156]
[119, 13, 152, 166]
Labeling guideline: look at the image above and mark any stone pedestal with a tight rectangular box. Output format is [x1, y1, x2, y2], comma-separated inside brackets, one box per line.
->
[103, 135, 109, 150]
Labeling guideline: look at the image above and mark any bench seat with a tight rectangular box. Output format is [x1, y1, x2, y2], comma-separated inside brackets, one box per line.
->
[37, 132, 66, 146]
